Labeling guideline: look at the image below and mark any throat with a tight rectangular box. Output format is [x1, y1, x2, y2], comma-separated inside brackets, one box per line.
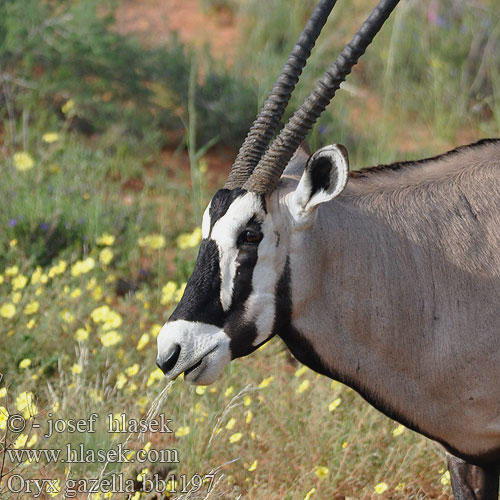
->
[274, 256, 334, 378]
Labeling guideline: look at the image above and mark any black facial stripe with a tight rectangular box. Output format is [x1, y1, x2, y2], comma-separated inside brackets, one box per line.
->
[274, 257, 332, 378]
[169, 239, 224, 327]
[227, 220, 262, 358]
[208, 188, 246, 233]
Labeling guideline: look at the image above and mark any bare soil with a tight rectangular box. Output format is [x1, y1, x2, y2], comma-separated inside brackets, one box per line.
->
[115, 0, 239, 62]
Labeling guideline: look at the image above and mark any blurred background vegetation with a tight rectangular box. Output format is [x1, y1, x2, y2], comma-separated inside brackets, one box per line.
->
[1, 0, 499, 498]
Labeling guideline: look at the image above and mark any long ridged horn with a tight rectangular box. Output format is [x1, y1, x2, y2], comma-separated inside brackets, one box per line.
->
[243, 0, 400, 194]
[224, 0, 337, 190]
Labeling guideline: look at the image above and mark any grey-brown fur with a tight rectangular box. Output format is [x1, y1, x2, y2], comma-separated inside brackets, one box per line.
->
[276, 138, 500, 496]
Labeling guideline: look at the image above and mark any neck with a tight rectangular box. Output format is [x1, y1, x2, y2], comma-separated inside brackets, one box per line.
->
[276, 191, 500, 461]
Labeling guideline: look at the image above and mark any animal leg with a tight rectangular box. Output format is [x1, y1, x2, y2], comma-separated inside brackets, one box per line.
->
[447, 453, 499, 500]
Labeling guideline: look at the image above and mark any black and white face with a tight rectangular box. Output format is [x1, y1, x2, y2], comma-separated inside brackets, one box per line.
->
[156, 144, 348, 385]
[156, 188, 287, 385]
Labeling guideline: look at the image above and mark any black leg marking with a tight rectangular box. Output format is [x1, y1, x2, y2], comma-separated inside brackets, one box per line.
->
[447, 454, 499, 500]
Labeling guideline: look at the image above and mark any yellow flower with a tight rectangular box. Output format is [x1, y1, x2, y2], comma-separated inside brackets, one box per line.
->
[16, 391, 37, 418]
[99, 248, 113, 266]
[100, 331, 122, 347]
[440, 471, 451, 486]
[243, 395, 252, 406]
[27, 319, 36, 329]
[258, 376, 274, 389]
[226, 418, 237, 430]
[12, 292, 22, 304]
[392, 424, 405, 437]
[91, 305, 110, 323]
[248, 460, 258, 472]
[0, 274, 3, 285]
[224, 386, 234, 397]
[71, 257, 95, 277]
[146, 368, 164, 387]
[27, 434, 38, 448]
[13, 433, 28, 449]
[61, 99, 74, 114]
[13, 152, 34, 171]
[314, 466, 329, 480]
[150, 324, 162, 337]
[195, 386, 206, 395]
[102, 310, 122, 331]
[0, 388, 7, 398]
[176, 227, 202, 249]
[0, 406, 9, 430]
[160, 281, 178, 305]
[295, 365, 308, 377]
[60, 310, 75, 323]
[48, 260, 67, 278]
[136, 333, 149, 351]
[374, 482, 389, 494]
[19, 358, 32, 369]
[175, 426, 190, 437]
[96, 233, 115, 246]
[174, 283, 186, 303]
[24, 301, 39, 315]
[5, 265, 19, 277]
[1, 302, 16, 319]
[70, 288, 82, 299]
[328, 397, 342, 412]
[105, 274, 116, 284]
[296, 379, 310, 394]
[92, 286, 103, 301]
[70, 363, 82, 375]
[138, 234, 166, 250]
[74, 328, 89, 342]
[199, 158, 208, 174]
[137, 396, 148, 409]
[229, 432, 243, 443]
[42, 132, 59, 143]
[125, 364, 140, 377]
[116, 373, 127, 390]
[303, 488, 316, 500]
[245, 410, 253, 424]
[12, 274, 28, 290]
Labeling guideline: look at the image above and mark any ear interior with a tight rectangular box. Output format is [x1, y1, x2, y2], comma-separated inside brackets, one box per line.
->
[294, 144, 349, 214]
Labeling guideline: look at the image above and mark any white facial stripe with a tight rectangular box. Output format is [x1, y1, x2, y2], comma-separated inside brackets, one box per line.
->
[211, 192, 263, 311]
[157, 320, 231, 385]
[244, 214, 280, 345]
[201, 201, 212, 239]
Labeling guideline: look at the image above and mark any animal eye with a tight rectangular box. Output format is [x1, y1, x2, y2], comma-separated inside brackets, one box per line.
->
[241, 229, 263, 244]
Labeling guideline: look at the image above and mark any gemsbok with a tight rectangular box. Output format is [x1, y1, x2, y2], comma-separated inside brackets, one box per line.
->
[156, 0, 500, 497]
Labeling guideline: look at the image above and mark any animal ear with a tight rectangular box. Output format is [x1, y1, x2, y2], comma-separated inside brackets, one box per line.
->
[291, 144, 349, 218]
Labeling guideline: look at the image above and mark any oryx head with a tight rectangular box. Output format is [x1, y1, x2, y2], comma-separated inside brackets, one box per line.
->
[156, 0, 399, 384]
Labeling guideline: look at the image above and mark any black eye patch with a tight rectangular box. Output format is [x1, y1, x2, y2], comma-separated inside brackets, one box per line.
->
[236, 219, 263, 248]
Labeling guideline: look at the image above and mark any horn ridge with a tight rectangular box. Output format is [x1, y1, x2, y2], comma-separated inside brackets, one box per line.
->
[224, 0, 338, 190]
[243, 0, 400, 195]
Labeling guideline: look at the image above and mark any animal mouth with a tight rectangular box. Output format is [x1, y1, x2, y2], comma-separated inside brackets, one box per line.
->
[183, 346, 217, 383]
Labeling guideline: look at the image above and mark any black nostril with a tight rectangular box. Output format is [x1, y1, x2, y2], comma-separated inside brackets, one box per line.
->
[157, 344, 181, 374]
